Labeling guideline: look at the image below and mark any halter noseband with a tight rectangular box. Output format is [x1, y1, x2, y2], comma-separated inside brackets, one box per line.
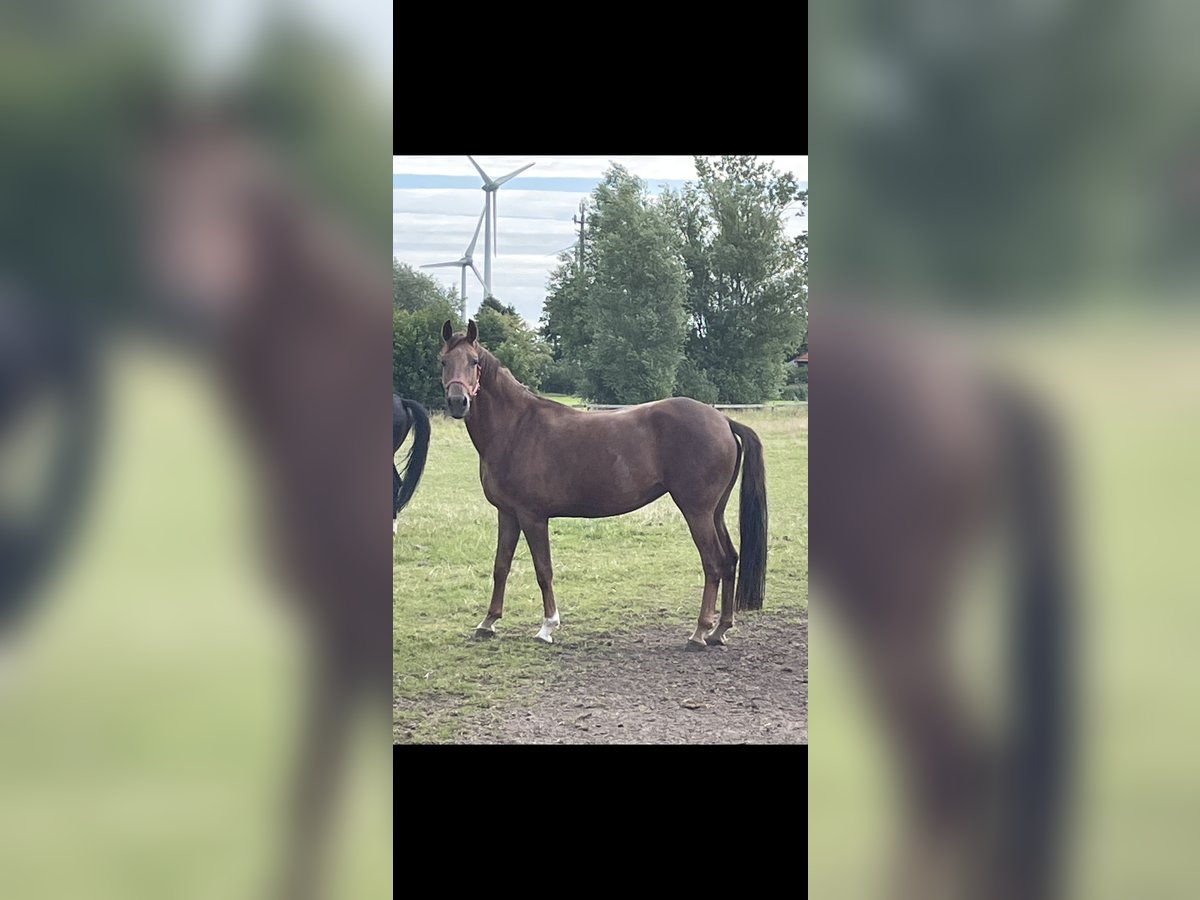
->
[446, 376, 480, 398]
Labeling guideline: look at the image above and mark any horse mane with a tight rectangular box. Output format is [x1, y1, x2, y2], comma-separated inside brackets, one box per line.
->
[447, 335, 574, 410]
[478, 345, 517, 390]
[447, 338, 525, 394]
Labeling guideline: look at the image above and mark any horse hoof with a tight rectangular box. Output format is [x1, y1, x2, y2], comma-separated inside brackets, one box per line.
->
[474, 628, 496, 640]
[685, 639, 707, 652]
[705, 633, 729, 646]
[534, 633, 554, 645]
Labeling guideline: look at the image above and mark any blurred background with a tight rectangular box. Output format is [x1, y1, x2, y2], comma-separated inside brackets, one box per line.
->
[810, 1, 1200, 898]
[10, 0, 1200, 894]
[0, 2, 390, 899]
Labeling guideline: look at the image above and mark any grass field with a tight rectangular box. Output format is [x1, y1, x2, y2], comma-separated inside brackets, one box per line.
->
[808, 315, 1200, 899]
[536, 392, 586, 407]
[0, 343, 390, 899]
[393, 405, 808, 742]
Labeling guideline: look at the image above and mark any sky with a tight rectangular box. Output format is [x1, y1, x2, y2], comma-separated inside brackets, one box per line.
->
[393, 156, 809, 325]
[170, 0, 390, 96]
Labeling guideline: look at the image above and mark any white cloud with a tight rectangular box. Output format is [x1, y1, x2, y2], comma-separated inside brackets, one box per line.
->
[393, 188, 585, 220]
[393, 155, 808, 182]
[396, 155, 698, 180]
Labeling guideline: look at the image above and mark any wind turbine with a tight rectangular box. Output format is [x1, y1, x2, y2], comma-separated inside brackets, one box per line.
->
[420, 207, 486, 318]
[467, 156, 535, 298]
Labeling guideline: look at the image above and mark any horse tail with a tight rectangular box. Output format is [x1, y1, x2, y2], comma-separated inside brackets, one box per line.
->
[996, 385, 1072, 899]
[728, 420, 767, 611]
[395, 399, 430, 515]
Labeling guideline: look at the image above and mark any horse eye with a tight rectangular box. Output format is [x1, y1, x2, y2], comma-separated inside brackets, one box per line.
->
[470, 358, 479, 367]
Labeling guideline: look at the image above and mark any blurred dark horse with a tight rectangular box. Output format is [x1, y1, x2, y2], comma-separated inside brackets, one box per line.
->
[0, 291, 99, 634]
[141, 111, 389, 900]
[812, 306, 1072, 900]
[392, 393, 429, 535]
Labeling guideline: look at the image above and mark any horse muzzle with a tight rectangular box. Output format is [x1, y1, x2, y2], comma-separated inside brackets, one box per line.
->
[446, 390, 470, 419]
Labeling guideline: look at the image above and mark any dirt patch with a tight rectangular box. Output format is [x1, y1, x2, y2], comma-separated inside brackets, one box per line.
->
[450, 609, 807, 744]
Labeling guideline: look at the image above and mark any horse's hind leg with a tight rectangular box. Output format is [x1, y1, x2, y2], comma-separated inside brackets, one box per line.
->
[707, 515, 738, 646]
[272, 647, 355, 900]
[706, 467, 740, 645]
[680, 509, 726, 650]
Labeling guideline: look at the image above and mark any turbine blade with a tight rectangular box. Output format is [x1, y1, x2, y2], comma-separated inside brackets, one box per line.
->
[466, 155, 492, 185]
[421, 261, 461, 268]
[492, 162, 535, 187]
[466, 207, 485, 257]
[470, 262, 485, 288]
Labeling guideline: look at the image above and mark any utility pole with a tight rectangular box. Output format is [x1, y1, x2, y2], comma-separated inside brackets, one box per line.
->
[571, 200, 587, 275]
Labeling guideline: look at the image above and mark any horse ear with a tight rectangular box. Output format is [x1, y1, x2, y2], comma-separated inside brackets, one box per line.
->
[466, 319, 478, 343]
[441, 319, 453, 343]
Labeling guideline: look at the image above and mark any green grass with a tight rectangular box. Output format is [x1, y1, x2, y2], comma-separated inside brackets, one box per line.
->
[535, 392, 586, 407]
[0, 343, 390, 899]
[807, 316, 1200, 900]
[393, 407, 808, 742]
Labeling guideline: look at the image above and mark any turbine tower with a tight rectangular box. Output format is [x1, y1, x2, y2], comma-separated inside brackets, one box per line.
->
[420, 207, 486, 319]
[467, 156, 535, 298]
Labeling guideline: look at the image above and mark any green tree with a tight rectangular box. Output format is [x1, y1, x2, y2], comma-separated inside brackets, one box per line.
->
[539, 256, 591, 396]
[541, 258, 589, 360]
[394, 259, 460, 312]
[474, 297, 551, 390]
[236, 20, 392, 256]
[664, 156, 808, 402]
[542, 165, 686, 403]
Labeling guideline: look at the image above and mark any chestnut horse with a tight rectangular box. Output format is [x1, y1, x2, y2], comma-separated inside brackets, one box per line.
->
[439, 319, 768, 649]
[813, 306, 1071, 900]
[141, 111, 389, 900]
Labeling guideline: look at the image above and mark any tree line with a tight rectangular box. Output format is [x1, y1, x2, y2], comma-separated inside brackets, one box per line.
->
[394, 156, 807, 409]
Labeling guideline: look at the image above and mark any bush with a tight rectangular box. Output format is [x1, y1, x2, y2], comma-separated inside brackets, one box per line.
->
[474, 303, 552, 391]
[394, 302, 462, 409]
[780, 382, 807, 401]
[540, 358, 584, 395]
[672, 359, 720, 405]
[783, 360, 808, 401]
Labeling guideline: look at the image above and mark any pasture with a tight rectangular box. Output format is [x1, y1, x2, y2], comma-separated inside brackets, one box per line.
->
[808, 316, 1200, 899]
[0, 345, 391, 899]
[393, 404, 808, 743]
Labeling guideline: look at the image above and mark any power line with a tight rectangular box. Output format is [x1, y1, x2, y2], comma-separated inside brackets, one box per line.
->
[571, 200, 587, 275]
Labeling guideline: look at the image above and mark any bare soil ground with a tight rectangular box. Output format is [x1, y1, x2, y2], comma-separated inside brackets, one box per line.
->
[449, 608, 807, 744]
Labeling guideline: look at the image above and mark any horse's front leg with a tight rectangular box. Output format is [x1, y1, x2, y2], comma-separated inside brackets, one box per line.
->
[520, 517, 560, 643]
[476, 509, 520, 638]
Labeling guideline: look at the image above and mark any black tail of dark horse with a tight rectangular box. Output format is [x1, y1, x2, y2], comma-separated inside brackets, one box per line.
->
[393, 398, 429, 517]
[0, 298, 99, 634]
[728, 420, 767, 611]
[998, 386, 1072, 900]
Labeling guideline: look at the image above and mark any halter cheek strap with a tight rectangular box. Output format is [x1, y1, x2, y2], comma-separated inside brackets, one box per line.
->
[446, 377, 480, 397]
